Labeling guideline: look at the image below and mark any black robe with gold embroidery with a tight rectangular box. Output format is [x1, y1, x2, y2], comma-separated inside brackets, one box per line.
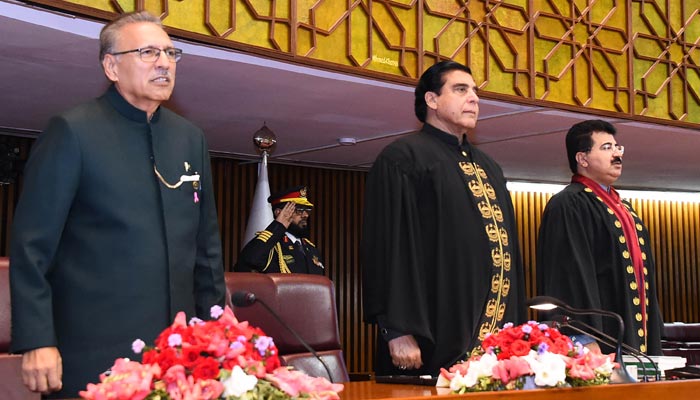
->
[536, 182, 663, 355]
[362, 124, 526, 376]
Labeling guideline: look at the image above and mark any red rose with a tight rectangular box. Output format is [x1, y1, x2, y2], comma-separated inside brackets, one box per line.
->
[191, 357, 221, 381]
[550, 337, 572, 355]
[510, 339, 531, 356]
[181, 345, 205, 368]
[156, 347, 179, 372]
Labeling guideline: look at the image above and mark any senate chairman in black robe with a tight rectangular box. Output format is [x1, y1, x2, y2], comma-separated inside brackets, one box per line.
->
[536, 119, 663, 355]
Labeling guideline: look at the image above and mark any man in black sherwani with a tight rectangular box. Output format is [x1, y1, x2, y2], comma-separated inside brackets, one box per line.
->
[9, 11, 226, 397]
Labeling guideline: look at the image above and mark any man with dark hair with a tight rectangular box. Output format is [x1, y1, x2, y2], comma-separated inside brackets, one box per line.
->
[536, 119, 663, 355]
[235, 186, 325, 274]
[10, 11, 225, 397]
[362, 60, 526, 377]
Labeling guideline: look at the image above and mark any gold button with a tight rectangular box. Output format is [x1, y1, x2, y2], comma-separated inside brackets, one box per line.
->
[639, 238, 645, 245]
[607, 207, 614, 214]
[627, 265, 634, 274]
[638, 329, 644, 337]
[640, 344, 646, 352]
[623, 250, 630, 259]
[462, 151, 468, 157]
[636, 313, 642, 321]
[636, 223, 643, 231]
[633, 297, 640, 305]
[642, 252, 647, 261]
[615, 221, 622, 228]
[630, 282, 638, 290]
[619, 235, 626, 244]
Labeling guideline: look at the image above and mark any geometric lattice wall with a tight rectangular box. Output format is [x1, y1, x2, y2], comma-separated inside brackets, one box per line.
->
[35, 0, 700, 124]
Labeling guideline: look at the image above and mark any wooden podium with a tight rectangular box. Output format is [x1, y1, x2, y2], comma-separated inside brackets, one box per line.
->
[338, 379, 700, 400]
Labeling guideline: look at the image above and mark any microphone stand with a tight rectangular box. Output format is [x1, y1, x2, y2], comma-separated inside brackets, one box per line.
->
[232, 292, 335, 381]
[528, 296, 636, 383]
[570, 319, 661, 381]
[554, 317, 652, 381]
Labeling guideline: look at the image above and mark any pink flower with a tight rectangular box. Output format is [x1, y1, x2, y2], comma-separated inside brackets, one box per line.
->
[568, 362, 596, 380]
[266, 367, 343, 399]
[79, 358, 160, 400]
[491, 357, 532, 384]
[132, 339, 145, 354]
[210, 305, 224, 319]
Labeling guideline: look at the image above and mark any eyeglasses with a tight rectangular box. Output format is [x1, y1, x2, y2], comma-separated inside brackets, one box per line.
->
[585, 143, 625, 155]
[110, 47, 183, 63]
[294, 207, 312, 215]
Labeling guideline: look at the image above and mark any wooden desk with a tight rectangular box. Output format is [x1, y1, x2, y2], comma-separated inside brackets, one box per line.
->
[339, 379, 700, 400]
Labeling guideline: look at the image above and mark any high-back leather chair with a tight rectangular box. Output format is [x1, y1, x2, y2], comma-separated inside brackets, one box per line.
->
[0, 257, 40, 399]
[662, 322, 700, 366]
[224, 272, 350, 382]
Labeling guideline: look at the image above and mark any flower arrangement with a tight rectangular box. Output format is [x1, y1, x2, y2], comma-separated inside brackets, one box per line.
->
[436, 321, 617, 393]
[80, 306, 344, 400]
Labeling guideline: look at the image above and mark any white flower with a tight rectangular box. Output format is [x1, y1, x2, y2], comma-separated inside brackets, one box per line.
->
[449, 371, 471, 391]
[594, 357, 615, 376]
[222, 366, 258, 397]
[527, 352, 567, 387]
[463, 353, 498, 387]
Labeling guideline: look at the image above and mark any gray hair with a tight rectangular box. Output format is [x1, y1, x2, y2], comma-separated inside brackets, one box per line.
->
[99, 11, 163, 62]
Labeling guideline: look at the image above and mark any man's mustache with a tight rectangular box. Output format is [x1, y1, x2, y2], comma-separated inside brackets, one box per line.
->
[612, 156, 623, 164]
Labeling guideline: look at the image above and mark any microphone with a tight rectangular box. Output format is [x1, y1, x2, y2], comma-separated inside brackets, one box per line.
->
[231, 290, 334, 381]
[231, 290, 256, 307]
[527, 296, 636, 383]
[553, 316, 657, 381]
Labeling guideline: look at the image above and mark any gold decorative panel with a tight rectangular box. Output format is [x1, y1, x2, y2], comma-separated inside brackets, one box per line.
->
[24, 1, 700, 120]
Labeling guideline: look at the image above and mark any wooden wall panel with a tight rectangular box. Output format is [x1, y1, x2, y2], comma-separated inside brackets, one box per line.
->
[1, 134, 699, 374]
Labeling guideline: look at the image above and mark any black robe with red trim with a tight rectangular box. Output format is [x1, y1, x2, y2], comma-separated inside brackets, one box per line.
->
[536, 182, 663, 355]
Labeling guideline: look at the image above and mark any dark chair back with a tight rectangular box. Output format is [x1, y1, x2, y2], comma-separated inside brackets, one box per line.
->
[224, 272, 350, 382]
[0, 257, 41, 399]
[662, 322, 700, 366]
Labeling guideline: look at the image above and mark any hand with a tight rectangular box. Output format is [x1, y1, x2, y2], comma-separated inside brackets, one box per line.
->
[388, 334, 423, 371]
[274, 202, 296, 228]
[21, 347, 63, 394]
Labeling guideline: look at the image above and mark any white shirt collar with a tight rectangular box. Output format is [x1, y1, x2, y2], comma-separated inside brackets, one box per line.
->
[285, 232, 300, 243]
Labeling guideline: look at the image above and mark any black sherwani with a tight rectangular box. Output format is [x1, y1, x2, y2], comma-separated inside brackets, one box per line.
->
[235, 220, 325, 275]
[362, 124, 526, 376]
[536, 182, 663, 355]
[9, 85, 226, 397]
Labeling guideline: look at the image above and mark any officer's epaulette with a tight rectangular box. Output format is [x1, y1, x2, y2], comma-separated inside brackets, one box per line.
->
[255, 230, 273, 243]
[303, 238, 316, 247]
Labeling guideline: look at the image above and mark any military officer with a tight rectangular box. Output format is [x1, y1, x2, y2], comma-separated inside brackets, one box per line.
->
[235, 186, 325, 274]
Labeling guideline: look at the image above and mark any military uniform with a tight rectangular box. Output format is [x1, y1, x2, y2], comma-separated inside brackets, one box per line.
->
[235, 186, 325, 275]
[235, 220, 325, 274]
